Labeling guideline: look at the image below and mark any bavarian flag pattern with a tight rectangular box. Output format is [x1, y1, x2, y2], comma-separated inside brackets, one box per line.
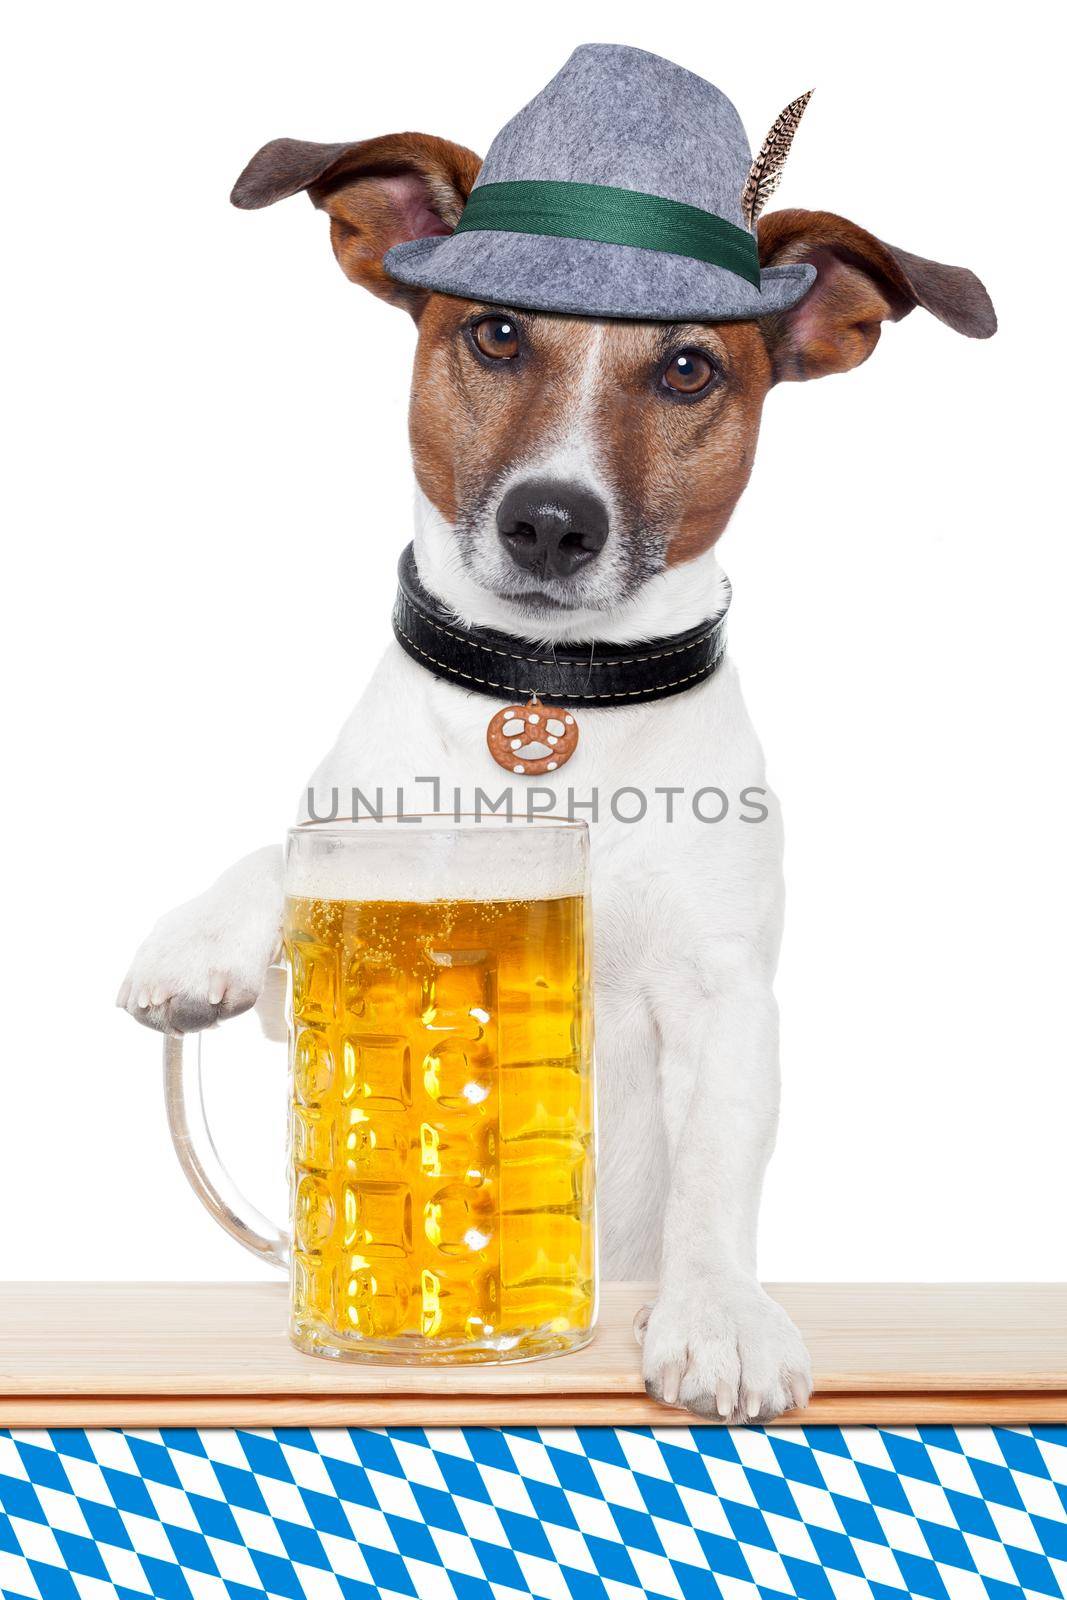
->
[2, 1425, 1066, 1600]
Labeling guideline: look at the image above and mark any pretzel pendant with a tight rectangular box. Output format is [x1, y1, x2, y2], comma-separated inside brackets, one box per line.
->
[486, 695, 579, 775]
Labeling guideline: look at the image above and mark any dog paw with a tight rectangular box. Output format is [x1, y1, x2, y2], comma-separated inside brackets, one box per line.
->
[639, 1278, 812, 1423]
[117, 970, 261, 1034]
[117, 899, 280, 1035]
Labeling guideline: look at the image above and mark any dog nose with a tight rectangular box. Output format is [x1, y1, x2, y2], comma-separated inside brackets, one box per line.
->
[496, 479, 609, 579]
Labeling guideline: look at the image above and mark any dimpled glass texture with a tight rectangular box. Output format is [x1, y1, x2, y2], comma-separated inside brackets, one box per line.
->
[285, 873, 596, 1364]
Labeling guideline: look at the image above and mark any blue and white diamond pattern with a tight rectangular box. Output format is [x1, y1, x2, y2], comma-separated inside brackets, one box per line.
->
[1, 1426, 1065, 1600]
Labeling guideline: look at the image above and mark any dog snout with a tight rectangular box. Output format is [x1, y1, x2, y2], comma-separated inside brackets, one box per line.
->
[496, 479, 609, 579]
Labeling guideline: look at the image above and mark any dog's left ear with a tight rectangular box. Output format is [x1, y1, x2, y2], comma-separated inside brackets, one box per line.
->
[230, 132, 481, 318]
[757, 208, 997, 382]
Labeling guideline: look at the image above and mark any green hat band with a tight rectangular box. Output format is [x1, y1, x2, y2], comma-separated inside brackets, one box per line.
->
[453, 179, 761, 289]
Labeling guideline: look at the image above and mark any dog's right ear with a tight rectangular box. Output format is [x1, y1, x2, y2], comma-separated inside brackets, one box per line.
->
[757, 208, 996, 382]
[231, 133, 481, 318]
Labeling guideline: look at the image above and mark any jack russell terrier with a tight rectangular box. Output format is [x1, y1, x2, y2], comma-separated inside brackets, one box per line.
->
[118, 46, 996, 1421]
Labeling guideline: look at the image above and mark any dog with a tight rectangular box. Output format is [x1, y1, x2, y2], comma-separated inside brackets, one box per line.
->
[118, 77, 995, 1422]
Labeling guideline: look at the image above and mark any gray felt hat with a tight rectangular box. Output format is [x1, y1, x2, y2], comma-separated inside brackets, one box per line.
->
[385, 44, 816, 322]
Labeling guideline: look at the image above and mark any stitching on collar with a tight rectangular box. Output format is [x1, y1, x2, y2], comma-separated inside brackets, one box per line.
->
[399, 587, 717, 669]
[393, 620, 721, 702]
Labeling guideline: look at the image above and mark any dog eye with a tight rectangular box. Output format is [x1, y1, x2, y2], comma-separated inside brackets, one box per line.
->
[661, 349, 718, 396]
[471, 316, 521, 360]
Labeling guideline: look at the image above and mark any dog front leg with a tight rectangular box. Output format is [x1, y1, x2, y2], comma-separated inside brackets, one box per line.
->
[117, 844, 285, 1035]
[639, 969, 812, 1422]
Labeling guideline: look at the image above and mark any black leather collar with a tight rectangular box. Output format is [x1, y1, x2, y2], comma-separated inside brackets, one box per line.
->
[392, 544, 730, 708]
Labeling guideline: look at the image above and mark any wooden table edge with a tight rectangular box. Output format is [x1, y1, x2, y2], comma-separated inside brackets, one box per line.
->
[4, 1390, 1067, 1429]
[3, 1371, 1066, 1397]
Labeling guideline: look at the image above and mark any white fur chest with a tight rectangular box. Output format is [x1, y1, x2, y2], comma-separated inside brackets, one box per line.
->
[305, 642, 784, 999]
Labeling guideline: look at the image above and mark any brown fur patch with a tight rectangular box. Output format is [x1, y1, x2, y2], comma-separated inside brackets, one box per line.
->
[409, 302, 773, 567]
[588, 322, 772, 565]
[410, 298, 588, 525]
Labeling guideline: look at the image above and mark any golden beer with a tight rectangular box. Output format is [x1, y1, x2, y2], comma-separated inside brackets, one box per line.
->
[285, 888, 595, 1361]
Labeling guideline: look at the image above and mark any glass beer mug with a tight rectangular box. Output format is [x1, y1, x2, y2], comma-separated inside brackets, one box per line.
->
[164, 815, 597, 1363]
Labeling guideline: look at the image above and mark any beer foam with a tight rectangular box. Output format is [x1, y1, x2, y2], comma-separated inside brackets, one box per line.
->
[285, 815, 588, 903]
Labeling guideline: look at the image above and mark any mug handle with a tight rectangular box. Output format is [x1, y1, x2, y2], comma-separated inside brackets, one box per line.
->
[163, 970, 289, 1270]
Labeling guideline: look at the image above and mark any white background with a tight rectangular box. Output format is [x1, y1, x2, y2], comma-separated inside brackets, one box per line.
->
[3, 0, 1063, 1284]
